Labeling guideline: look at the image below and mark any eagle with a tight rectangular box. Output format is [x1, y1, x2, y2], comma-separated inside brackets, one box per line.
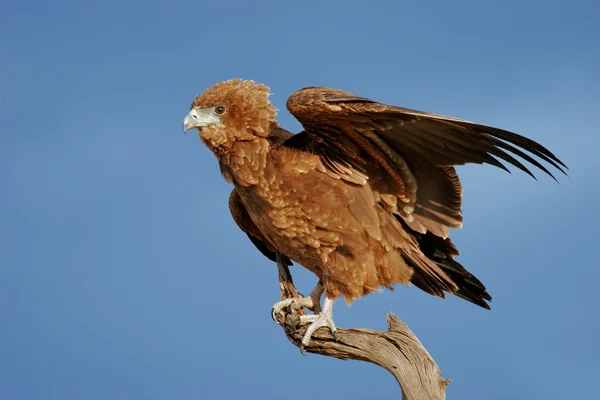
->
[183, 79, 566, 350]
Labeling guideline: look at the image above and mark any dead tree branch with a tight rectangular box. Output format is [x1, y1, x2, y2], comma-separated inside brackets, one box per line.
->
[273, 253, 450, 400]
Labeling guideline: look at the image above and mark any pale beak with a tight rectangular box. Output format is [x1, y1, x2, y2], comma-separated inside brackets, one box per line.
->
[183, 111, 200, 132]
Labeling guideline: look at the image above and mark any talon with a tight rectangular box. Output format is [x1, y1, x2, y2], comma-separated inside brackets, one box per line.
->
[271, 298, 295, 323]
[271, 307, 277, 321]
[270, 291, 320, 323]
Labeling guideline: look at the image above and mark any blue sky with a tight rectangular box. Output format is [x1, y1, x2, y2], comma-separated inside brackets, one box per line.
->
[2, 0, 599, 399]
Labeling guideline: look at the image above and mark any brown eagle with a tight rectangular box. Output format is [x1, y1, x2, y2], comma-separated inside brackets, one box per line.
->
[183, 79, 566, 349]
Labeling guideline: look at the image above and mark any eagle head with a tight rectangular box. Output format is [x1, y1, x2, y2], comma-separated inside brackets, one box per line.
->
[183, 79, 278, 152]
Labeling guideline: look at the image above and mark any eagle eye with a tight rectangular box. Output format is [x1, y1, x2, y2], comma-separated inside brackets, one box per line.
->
[214, 105, 226, 115]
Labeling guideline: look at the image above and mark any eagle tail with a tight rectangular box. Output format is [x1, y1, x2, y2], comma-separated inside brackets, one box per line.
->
[411, 231, 492, 309]
[436, 258, 492, 309]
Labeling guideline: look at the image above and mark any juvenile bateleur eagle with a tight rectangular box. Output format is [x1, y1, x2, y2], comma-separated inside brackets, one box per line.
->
[183, 79, 567, 350]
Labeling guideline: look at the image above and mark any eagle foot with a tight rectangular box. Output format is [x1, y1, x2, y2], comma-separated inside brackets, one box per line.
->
[271, 282, 324, 321]
[271, 296, 316, 321]
[298, 297, 337, 354]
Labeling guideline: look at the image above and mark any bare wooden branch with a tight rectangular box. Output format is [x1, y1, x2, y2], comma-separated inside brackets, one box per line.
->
[273, 252, 449, 400]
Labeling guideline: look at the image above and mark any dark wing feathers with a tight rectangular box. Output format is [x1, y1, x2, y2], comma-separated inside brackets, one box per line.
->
[380, 103, 568, 171]
[247, 234, 291, 265]
[286, 87, 567, 180]
[408, 164, 463, 237]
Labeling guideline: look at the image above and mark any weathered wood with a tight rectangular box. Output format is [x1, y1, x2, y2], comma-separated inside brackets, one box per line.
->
[273, 252, 449, 400]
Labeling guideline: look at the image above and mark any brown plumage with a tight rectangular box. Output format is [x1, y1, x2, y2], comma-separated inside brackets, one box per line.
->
[184, 79, 567, 310]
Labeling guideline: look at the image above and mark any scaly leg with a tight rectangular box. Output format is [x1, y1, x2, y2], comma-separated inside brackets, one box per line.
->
[298, 296, 336, 353]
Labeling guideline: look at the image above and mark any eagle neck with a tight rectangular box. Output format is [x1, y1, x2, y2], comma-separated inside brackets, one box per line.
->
[218, 138, 270, 187]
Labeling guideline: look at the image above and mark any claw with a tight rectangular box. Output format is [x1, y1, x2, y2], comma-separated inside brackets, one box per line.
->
[271, 298, 296, 321]
[300, 343, 307, 355]
[271, 297, 314, 322]
[271, 307, 277, 321]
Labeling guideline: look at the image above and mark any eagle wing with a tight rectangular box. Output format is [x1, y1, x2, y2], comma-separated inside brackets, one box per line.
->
[285, 87, 567, 239]
[229, 189, 292, 266]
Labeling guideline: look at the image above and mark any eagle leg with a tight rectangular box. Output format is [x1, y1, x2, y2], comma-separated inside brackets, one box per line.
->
[271, 281, 324, 321]
[298, 296, 337, 354]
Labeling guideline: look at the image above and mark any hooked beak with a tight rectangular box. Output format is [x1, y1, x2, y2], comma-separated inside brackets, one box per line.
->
[183, 111, 201, 132]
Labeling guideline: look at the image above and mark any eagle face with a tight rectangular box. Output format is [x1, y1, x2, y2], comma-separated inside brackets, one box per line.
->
[183, 104, 226, 130]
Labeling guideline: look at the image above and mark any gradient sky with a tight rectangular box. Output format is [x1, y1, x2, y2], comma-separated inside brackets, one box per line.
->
[2, 1, 599, 399]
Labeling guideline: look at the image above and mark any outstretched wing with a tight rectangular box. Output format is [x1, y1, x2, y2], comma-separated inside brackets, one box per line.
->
[285, 86, 567, 238]
[229, 189, 292, 266]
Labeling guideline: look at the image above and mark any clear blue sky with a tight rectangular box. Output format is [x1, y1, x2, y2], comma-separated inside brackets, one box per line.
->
[2, 1, 599, 399]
